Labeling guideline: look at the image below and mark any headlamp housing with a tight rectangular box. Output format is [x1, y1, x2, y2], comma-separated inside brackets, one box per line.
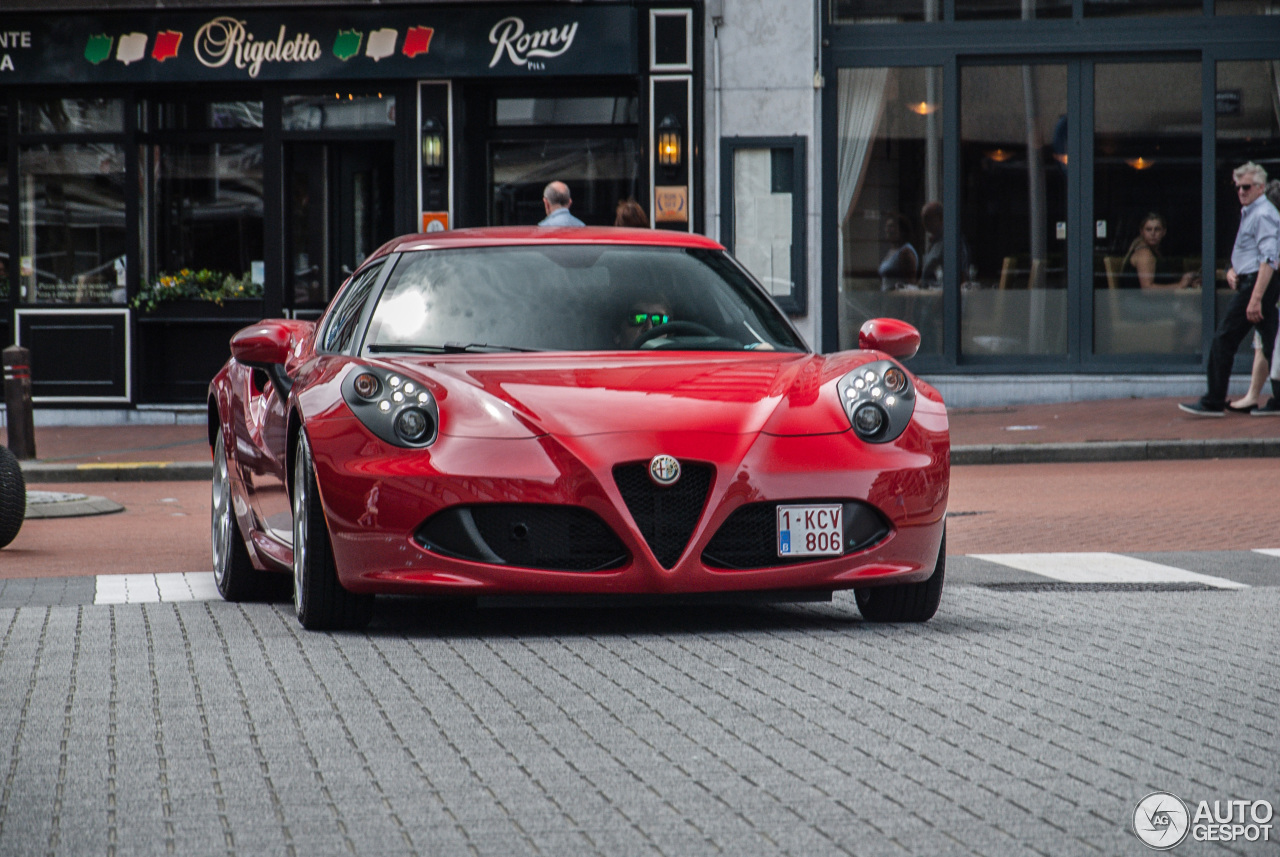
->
[342, 367, 439, 448]
[837, 359, 915, 443]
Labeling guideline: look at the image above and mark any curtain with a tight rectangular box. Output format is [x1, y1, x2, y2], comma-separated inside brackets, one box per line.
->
[836, 67, 889, 282]
[837, 67, 889, 230]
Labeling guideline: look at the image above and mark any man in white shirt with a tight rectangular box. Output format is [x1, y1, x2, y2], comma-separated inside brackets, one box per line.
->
[1180, 162, 1280, 416]
[538, 181, 585, 227]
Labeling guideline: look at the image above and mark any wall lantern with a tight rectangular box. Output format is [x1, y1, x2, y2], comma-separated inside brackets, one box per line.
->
[657, 114, 682, 167]
[421, 116, 445, 170]
[907, 101, 939, 116]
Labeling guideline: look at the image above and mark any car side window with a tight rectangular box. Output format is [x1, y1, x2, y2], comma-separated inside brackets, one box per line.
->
[321, 261, 383, 353]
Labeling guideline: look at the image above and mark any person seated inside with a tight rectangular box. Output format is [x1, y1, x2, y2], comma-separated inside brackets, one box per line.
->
[616, 299, 672, 349]
[878, 212, 919, 290]
[1119, 212, 1200, 290]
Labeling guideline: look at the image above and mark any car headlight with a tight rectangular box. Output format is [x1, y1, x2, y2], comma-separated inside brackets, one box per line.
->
[837, 359, 915, 443]
[342, 367, 439, 448]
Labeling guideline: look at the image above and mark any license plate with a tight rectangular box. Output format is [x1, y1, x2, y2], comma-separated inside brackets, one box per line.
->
[777, 504, 843, 557]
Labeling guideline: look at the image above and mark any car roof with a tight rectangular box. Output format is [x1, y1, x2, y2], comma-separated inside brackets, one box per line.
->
[376, 226, 726, 258]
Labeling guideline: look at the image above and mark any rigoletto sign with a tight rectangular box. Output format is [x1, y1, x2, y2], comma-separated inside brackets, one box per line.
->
[0, 6, 635, 83]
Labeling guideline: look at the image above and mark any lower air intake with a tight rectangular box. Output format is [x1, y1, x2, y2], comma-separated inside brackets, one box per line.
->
[417, 505, 628, 572]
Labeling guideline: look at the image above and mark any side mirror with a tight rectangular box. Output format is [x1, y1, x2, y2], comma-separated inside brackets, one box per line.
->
[858, 318, 920, 360]
[230, 319, 314, 367]
[230, 319, 315, 395]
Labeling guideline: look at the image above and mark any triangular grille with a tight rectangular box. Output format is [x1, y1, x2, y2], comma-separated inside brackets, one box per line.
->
[613, 461, 713, 568]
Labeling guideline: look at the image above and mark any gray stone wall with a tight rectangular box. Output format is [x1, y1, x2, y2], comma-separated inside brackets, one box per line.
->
[704, 0, 821, 348]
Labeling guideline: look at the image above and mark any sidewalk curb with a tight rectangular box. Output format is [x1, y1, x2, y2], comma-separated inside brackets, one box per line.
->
[15, 437, 1280, 481]
[950, 438, 1280, 465]
[19, 461, 213, 483]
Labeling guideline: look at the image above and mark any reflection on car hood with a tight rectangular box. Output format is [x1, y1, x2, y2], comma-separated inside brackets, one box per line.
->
[374, 352, 863, 439]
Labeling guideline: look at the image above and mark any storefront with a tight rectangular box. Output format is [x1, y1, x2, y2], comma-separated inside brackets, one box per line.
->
[822, 0, 1280, 399]
[0, 2, 700, 404]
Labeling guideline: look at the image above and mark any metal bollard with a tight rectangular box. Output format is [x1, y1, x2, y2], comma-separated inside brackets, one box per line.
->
[3, 345, 36, 460]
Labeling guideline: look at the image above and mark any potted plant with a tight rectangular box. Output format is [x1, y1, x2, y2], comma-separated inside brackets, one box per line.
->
[131, 268, 263, 313]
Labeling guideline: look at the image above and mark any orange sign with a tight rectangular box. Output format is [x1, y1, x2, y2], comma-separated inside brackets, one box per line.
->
[420, 211, 450, 233]
[654, 186, 688, 223]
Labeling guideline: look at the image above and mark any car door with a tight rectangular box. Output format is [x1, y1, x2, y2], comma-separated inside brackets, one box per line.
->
[255, 259, 388, 546]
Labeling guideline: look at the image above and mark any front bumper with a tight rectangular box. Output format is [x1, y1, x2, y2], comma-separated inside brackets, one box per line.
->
[308, 416, 949, 597]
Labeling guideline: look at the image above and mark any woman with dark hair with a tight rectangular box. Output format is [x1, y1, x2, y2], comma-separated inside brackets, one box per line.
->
[878, 212, 918, 290]
[614, 199, 649, 227]
[1119, 212, 1198, 290]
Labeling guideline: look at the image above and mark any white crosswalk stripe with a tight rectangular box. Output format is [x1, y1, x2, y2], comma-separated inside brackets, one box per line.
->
[969, 552, 1248, 589]
[94, 572, 221, 604]
[87, 550, 1277, 605]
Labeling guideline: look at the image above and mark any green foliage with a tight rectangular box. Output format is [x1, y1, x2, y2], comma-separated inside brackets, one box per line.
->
[131, 268, 263, 312]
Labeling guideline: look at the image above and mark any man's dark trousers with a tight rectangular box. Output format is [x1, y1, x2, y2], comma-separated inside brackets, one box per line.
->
[1201, 272, 1280, 409]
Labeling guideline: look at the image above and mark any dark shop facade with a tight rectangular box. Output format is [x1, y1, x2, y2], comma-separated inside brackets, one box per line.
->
[0, 2, 700, 405]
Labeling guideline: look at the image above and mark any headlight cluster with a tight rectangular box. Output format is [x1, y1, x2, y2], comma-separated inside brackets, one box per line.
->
[837, 359, 915, 444]
[341, 367, 440, 448]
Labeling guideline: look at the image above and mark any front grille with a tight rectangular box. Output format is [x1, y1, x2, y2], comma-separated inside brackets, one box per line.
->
[416, 505, 628, 572]
[613, 461, 714, 568]
[702, 500, 891, 570]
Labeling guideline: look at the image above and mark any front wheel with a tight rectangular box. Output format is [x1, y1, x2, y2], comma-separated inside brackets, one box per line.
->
[293, 432, 373, 631]
[0, 445, 26, 548]
[855, 528, 945, 623]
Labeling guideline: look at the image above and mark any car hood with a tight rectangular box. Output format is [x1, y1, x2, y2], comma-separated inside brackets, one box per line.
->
[372, 352, 876, 439]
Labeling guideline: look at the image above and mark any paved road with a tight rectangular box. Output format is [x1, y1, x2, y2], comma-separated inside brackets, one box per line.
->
[2, 584, 1277, 856]
[3, 460, 1279, 855]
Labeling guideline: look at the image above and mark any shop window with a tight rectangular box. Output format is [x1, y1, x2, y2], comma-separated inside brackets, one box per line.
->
[1215, 60, 1280, 357]
[144, 144, 265, 296]
[955, 0, 1072, 19]
[494, 97, 638, 126]
[832, 0, 927, 22]
[18, 143, 127, 305]
[282, 93, 395, 131]
[959, 64, 1068, 357]
[489, 138, 638, 226]
[1092, 62, 1202, 356]
[1, 103, 9, 300]
[835, 66, 944, 355]
[1084, 0, 1201, 16]
[18, 99, 123, 135]
[721, 138, 807, 314]
[1216, 0, 1280, 13]
[157, 99, 263, 131]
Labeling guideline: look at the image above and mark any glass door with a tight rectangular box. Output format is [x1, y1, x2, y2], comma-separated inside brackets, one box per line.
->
[956, 57, 1207, 364]
[465, 89, 640, 228]
[959, 63, 1069, 357]
[1091, 61, 1202, 357]
[286, 141, 395, 315]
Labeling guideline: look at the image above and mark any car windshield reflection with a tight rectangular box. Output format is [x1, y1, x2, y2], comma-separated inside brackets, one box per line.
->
[364, 245, 805, 353]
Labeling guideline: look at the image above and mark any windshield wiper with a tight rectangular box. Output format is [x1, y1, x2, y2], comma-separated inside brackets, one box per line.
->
[368, 342, 546, 354]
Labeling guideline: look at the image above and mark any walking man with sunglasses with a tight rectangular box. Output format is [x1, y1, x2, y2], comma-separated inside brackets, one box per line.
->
[1180, 162, 1280, 416]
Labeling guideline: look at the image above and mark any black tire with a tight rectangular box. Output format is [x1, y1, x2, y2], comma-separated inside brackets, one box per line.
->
[0, 445, 25, 549]
[211, 431, 284, 601]
[292, 432, 374, 631]
[855, 528, 945, 623]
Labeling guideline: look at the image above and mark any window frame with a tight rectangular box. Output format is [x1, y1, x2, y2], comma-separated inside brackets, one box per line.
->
[719, 136, 808, 316]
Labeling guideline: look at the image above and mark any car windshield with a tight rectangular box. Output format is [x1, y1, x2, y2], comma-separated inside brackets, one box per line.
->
[363, 245, 806, 353]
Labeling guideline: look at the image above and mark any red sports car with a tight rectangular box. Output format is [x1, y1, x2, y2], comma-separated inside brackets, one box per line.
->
[208, 227, 949, 630]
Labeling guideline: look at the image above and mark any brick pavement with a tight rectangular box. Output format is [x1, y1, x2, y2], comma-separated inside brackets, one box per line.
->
[1, 589, 1276, 856]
